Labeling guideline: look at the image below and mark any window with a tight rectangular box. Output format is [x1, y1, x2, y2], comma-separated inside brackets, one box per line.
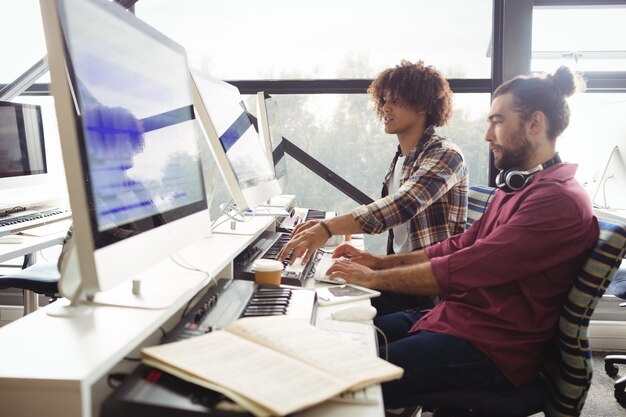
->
[532, 5, 626, 73]
[532, 4, 626, 207]
[557, 93, 626, 208]
[135, 0, 493, 79]
[244, 93, 490, 254]
[136, 1, 494, 253]
[0, 0, 48, 84]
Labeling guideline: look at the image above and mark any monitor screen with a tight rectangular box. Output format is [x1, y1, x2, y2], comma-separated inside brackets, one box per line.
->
[41, 0, 210, 308]
[0, 101, 47, 178]
[190, 69, 281, 211]
[256, 92, 288, 189]
[0, 101, 52, 208]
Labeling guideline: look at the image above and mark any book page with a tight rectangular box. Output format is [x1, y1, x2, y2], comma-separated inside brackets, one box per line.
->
[142, 331, 350, 417]
[226, 316, 403, 390]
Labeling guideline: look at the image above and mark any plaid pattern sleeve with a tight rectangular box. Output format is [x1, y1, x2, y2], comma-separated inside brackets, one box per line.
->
[352, 136, 467, 250]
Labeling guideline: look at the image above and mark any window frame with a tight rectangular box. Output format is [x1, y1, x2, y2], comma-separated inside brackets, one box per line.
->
[7, 0, 624, 196]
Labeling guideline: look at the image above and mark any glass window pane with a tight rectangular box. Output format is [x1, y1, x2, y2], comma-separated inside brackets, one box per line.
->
[136, 0, 492, 79]
[557, 93, 626, 209]
[532, 6, 626, 72]
[0, 0, 48, 84]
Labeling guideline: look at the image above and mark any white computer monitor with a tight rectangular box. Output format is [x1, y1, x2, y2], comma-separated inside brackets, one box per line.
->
[256, 92, 288, 190]
[0, 101, 52, 208]
[593, 146, 626, 210]
[189, 69, 281, 212]
[40, 0, 210, 312]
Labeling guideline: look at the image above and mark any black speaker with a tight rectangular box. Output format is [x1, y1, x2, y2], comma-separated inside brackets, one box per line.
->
[496, 154, 562, 192]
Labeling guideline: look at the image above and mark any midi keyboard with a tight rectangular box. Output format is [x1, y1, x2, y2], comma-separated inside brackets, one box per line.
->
[0, 207, 71, 237]
[101, 279, 316, 417]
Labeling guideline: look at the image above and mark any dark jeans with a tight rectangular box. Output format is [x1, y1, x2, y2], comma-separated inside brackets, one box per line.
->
[375, 311, 514, 408]
[371, 290, 437, 316]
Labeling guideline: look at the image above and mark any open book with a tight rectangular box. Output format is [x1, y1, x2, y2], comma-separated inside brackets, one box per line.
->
[141, 315, 403, 417]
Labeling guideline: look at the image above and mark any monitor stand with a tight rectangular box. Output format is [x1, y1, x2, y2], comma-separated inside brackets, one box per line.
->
[47, 243, 180, 317]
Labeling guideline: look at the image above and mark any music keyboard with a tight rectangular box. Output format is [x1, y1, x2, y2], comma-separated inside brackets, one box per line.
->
[102, 279, 316, 417]
[0, 207, 71, 237]
[234, 230, 317, 286]
[278, 207, 335, 232]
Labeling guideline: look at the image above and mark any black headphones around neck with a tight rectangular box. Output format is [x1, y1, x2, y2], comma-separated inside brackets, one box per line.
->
[495, 154, 562, 192]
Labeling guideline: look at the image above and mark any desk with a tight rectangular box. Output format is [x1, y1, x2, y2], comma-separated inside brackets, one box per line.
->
[0, 216, 384, 417]
[0, 219, 70, 263]
[595, 208, 626, 223]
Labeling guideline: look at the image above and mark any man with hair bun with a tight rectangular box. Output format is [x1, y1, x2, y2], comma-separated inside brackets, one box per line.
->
[278, 60, 468, 312]
[325, 66, 599, 407]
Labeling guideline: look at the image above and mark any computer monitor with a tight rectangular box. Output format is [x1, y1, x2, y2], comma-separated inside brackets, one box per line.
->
[0, 101, 51, 208]
[189, 69, 281, 212]
[593, 145, 626, 210]
[256, 92, 288, 189]
[40, 0, 210, 313]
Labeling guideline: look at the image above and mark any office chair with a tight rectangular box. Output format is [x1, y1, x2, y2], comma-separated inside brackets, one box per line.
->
[0, 261, 60, 315]
[603, 264, 626, 403]
[465, 185, 497, 231]
[404, 216, 626, 417]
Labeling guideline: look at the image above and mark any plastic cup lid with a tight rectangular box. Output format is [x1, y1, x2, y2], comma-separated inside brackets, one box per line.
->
[252, 259, 284, 272]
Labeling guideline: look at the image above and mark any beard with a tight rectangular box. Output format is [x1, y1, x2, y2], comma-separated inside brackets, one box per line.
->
[495, 125, 533, 171]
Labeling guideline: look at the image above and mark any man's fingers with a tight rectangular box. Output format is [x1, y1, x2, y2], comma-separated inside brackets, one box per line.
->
[292, 220, 316, 237]
[332, 244, 352, 258]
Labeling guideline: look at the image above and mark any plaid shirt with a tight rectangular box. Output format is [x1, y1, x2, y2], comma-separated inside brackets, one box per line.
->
[352, 126, 468, 254]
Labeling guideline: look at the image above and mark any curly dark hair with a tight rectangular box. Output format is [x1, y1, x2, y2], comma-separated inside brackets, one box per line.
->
[368, 60, 453, 127]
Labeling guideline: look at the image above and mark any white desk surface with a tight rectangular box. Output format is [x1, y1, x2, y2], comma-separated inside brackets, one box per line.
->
[0, 219, 71, 263]
[0, 219, 384, 417]
[595, 208, 626, 223]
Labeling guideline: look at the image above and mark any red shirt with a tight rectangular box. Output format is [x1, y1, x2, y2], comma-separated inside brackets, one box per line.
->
[415, 163, 598, 387]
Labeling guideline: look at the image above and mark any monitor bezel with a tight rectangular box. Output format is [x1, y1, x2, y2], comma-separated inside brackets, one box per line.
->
[40, 0, 211, 304]
[190, 69, 281, 212]
[255, 92, 288, 190]
[0, 101, 48, 178]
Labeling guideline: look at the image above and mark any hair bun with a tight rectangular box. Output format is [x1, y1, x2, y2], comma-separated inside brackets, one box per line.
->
[548, 66, 585, 97]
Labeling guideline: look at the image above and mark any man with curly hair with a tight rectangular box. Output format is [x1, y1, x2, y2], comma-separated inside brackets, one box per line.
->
[278, 60, 468, 313]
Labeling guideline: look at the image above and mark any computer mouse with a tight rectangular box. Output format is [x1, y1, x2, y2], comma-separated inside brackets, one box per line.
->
[330, 304, 377, 322]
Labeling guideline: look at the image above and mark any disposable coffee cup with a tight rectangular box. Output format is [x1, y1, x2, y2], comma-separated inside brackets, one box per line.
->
[252, 259, 283, 286]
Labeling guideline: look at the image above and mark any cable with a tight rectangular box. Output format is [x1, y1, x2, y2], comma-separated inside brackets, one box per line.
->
[210, 199, 235, 229]
[373, 324, 389, 361]
[170, 254, 216, 288]
[107, 372, 128, 389]
[210, 200, 256, 231]
[169, 253, 218, 319]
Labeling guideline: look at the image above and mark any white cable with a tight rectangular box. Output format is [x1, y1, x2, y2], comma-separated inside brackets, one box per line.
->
[169, 253, 217, 288]
[210, 200, 255, 231]
[372, 324, 389, 361]
[210, 199, 236, 228]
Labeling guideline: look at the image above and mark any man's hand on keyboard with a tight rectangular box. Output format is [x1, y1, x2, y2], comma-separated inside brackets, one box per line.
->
[291, 219, 319, 236]
[325, 259, 377, 288]
[276, 220, 327, 265]
[332, 244, 382, 269]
